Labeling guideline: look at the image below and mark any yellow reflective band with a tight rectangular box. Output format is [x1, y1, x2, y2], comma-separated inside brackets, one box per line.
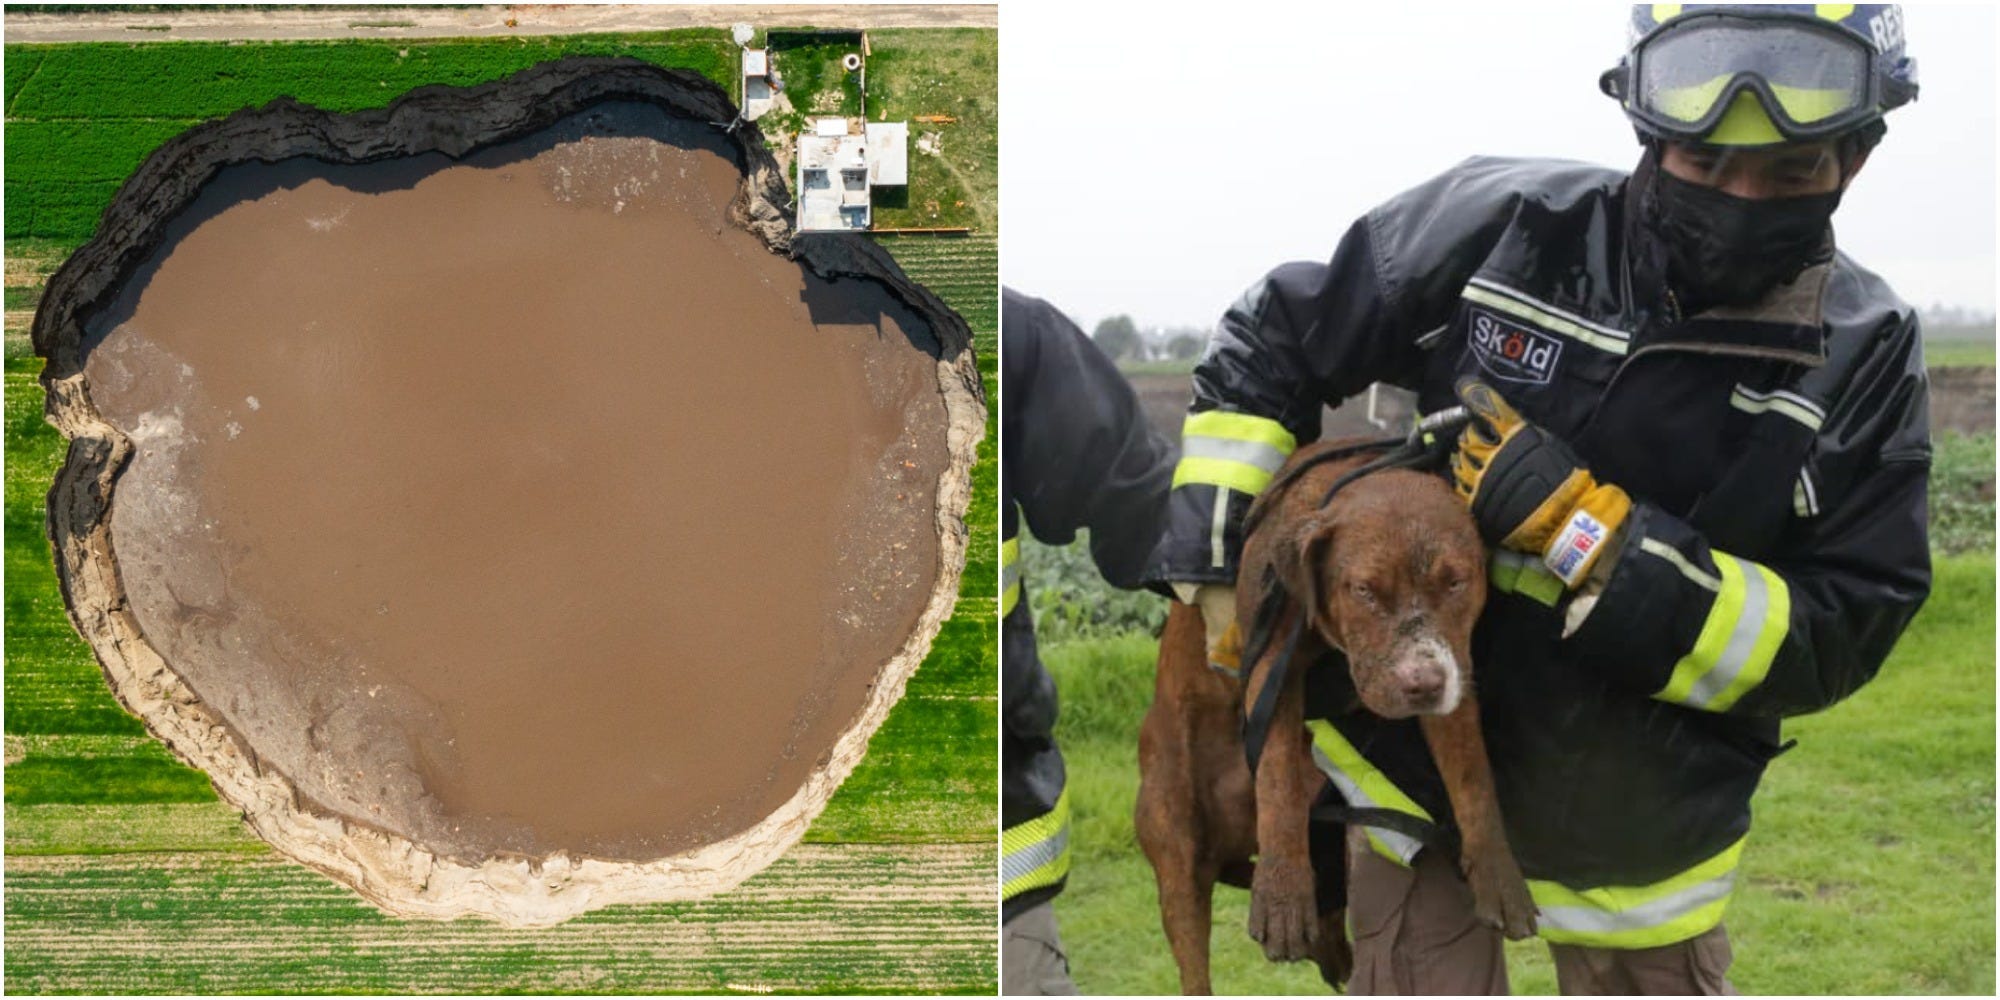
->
[1306, 720, 1433, 865]
[1183, 410, 1299, 451]
[1001, 787, 1071, 900]
[1530, 836, 1745, 948]
[1657, 552, 1791, 712]
[1653, 3, 1683, 24]
[1172, 411, 1298, 496]
[1816, 4, 1855, 22]
[1463, 279, 1631, 356]
[1000, 535, 1022, 618]
[1489, 550, 1564, 608]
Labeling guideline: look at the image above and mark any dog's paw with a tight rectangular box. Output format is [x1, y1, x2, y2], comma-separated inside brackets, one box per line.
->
[1464, 846, 1538, 941]
[1247, 859, 1319, 962]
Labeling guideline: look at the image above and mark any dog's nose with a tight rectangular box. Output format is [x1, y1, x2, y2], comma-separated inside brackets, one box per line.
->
[1400, 665, 1445, 704]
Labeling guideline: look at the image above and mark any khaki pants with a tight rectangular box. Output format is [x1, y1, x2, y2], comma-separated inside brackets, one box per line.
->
[1002, 901, 1077, 995]
[1347, 832, 1736, 996]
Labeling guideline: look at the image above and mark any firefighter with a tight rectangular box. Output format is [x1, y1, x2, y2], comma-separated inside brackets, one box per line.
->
[1002, 288, 1176, 994]
[1150, 6, 1930, 993]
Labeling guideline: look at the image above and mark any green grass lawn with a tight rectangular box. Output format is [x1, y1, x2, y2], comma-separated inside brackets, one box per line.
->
[4, 27, 997, 994]
[1925, 339, 1997, 369]
[1117, 357, 1201, 377]
[863, 29, 996, 232]
[1041, 554, 1995, 995]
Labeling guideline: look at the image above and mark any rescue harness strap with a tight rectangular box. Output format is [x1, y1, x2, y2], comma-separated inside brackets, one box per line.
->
[1238, 409, 1472, 856]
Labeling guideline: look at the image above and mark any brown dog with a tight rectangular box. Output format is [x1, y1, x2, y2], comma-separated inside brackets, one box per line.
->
[1135, 440, 1536, 994]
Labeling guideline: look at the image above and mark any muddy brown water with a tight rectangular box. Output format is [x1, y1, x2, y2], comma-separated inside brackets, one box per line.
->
[82, 103, 946, 862]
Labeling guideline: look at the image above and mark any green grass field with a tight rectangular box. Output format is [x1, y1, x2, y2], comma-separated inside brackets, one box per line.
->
[1925, 338, 1997, 369]
[863, 29, 996, 232]
[1116, 357, 1201, 377]
[1039, 555, 1995, 995]
[4, 27, 997, 994]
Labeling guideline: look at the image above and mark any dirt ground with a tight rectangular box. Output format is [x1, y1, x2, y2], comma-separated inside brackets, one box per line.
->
[2, 4, 994, 43]
[1929, 366, 1996, 437]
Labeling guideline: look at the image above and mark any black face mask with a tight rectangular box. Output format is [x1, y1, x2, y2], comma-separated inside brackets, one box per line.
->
[1642, 160, 1841, 312]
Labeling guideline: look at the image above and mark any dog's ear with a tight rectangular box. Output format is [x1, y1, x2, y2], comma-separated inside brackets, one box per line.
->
[1274, 513, 1341, 638]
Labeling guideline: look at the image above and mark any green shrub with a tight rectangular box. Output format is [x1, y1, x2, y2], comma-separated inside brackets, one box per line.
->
[1018, 531, 1171, 645]
[1930, 430, 1995, 556]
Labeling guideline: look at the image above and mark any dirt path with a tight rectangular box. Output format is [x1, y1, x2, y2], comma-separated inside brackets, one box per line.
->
[2, 4, 996, 44]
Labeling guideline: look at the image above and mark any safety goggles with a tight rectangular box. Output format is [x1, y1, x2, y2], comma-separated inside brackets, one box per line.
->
[1604, 13, 1903, 143]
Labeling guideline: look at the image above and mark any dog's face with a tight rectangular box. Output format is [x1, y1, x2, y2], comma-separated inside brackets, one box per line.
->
[1276, 474, 1487, 719]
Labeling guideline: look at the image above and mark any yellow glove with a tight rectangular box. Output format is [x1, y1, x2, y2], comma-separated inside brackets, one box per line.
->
[1211, 621, 1244, 676]
[1450, 378, 1631, 588]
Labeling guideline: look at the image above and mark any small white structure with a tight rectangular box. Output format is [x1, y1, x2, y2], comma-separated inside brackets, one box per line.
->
[741, 48, 774, 121]
[797, 118, 911, 232]
[863, 122, 908, 186]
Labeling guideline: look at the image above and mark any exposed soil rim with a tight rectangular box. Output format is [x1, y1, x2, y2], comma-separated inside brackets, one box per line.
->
[34, 57, 985, 926]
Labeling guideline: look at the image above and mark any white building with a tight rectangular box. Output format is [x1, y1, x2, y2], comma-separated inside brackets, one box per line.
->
[741, 48, 775, 121]
[796, 118, 910, 232]
[863, 121, 908, 186]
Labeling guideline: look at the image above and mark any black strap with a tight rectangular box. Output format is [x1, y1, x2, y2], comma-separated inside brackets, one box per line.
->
[1238, 409, 1475, 788]
[1228, 412, 1477, 882]
[1240, 407, 1472, 542]
[1240, 436, 1400, 541]
[1241, 616, 1305, 774]
[1236, 571, 1289, 675]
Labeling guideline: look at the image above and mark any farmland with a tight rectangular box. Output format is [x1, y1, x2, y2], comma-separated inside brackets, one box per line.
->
[4, 25, 998, 994]
[2, 28, 999, 240]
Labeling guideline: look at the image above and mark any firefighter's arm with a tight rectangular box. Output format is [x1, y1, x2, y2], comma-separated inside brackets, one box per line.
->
[1562, 344, 1933, 717]
[1004, 290, 1175, 590]
[1150, 158, 1531, 592]
[1564, 460, 1930, 716]
[1151, 224, 1447, 588]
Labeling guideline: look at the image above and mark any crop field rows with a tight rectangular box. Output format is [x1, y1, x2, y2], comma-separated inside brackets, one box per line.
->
[5, 29, 997, 241]
[879, 233, 999, 336]
[3, 36, 735, 241]
[5, 28, 999, 994]
[8, 845, 995, 995]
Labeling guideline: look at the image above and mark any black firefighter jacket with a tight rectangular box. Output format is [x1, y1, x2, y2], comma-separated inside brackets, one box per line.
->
[1002, 288, 1176, 923]
[1148, 156, 1932, 946]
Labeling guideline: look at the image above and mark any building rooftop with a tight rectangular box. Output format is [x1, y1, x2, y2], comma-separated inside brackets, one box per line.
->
[863, 122, 908, 187]
[740, 48, 773, 121]
[796, 121, 911, 232]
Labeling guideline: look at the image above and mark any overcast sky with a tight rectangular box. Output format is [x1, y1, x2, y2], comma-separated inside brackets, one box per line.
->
[1000, 3, 1997, 332]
